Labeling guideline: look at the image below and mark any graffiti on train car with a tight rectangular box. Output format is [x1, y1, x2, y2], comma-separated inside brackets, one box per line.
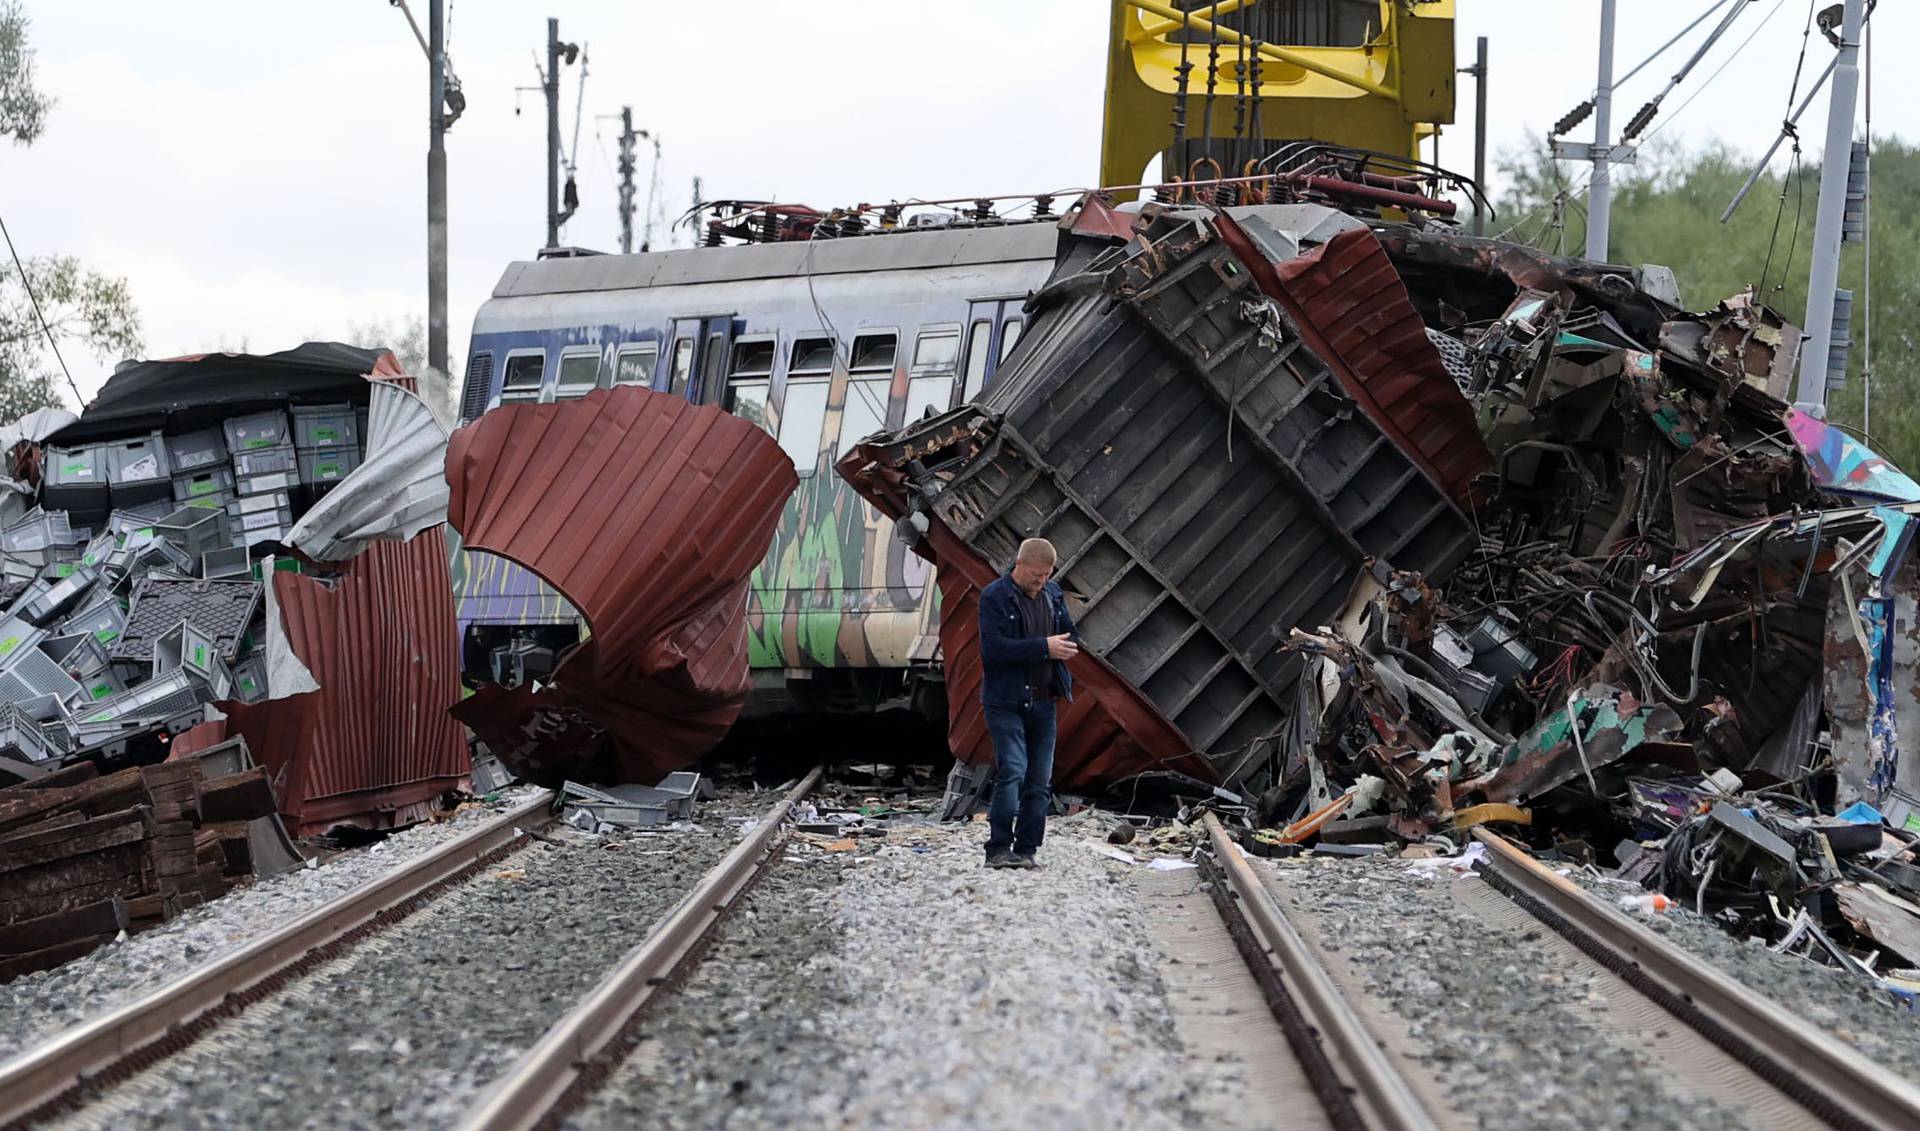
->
[746, 393, 936, 671]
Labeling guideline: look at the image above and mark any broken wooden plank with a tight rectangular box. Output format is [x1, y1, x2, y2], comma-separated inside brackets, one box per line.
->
[0, 896, 129, 956]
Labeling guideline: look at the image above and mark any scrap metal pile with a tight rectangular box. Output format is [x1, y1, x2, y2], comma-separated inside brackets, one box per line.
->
[0, 345, 469, 837]
[841, 198, 1920, 975]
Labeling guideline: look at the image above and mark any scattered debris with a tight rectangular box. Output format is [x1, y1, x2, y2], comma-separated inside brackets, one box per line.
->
[838, 196, 1920, 989]
[0, 754, 284, 981]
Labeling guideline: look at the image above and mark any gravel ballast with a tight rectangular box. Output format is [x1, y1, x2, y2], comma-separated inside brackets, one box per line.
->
[1576, 871, 1920, 1084]
[0, 786, 547, 1066]
[46, 803, 759, 1131]
[573, 816, 1207, 1131]
[1265, 855, 1760, 1131]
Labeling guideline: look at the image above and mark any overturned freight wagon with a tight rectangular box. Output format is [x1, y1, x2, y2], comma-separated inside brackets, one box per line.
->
[841, 203, 1488, 793]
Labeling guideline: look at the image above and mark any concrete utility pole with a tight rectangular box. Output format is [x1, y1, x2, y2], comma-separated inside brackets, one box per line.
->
[616, 107, 637, 255]
[545, 17, 562, 249]
[1796, 0, 1866, 410]
[1586, 0, 1617, 261]
[427, 0, 448, 376]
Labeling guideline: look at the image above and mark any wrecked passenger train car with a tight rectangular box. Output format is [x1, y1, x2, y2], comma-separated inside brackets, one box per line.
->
[841, 203, 1485, 794]
[457, 224, 1060, 721]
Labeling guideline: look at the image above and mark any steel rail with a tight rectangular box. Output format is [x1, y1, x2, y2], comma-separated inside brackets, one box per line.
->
[461, 766, 824, 1131]
[0, 790, 557, 1130]
[1199, 813, 1436, 1131]
[1473, 829, 1920, 1131]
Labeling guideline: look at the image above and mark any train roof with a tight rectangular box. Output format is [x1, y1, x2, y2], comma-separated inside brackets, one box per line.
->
[489, 221, 1063, 300]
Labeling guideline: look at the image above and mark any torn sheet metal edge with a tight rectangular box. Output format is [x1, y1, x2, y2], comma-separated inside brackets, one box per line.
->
[287, 381, 450, 562]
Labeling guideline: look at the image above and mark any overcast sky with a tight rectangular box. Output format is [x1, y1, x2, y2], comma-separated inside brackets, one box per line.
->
[6, 1, 1909, 401]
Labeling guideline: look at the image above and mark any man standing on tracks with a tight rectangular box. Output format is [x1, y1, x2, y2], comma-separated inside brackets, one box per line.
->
[978, 537, 1079, 869]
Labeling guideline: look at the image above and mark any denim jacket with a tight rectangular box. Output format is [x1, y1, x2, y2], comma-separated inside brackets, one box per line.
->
[977, 574, 1077, 708]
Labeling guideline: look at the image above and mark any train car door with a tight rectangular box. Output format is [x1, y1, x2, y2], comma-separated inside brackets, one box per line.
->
[960, 299, 1027, 402]
[666, 314, 736, 404]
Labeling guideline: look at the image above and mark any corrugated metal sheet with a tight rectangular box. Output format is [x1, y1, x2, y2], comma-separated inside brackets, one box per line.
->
[842, 207, 1475, 790]
[175, 527, 469, 835]
[1218, 218, 1492, 504]
[444, 386, 796, 786]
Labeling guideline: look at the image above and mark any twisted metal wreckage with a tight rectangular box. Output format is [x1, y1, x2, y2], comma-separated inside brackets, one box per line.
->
[841, 198, 1920, 974]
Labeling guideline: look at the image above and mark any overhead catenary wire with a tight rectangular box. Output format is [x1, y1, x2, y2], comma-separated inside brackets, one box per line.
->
[1501, 0, 1794, 245]
[0, 209, 86, 408]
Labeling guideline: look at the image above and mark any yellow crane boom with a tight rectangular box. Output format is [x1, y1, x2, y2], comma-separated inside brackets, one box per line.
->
[1101, 1, 1456, 193]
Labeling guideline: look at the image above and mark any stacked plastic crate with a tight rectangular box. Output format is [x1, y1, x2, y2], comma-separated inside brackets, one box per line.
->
[291, 402, 362, 504]
[224, 410, 299, 548]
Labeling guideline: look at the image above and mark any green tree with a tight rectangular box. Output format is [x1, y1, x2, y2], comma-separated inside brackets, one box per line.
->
[0, 1, 140, 416]
[1493, 135, 1919, 472]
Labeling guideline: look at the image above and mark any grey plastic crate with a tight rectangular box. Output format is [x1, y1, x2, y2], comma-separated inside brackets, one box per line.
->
[234, 505, 294, 534]
[107, 501, 174, 535]
[3, 509, 74, 556]
[232, 443, 298, 476]
[231, 490, 290, 516]
[236, 470, 298, 495]
[172, 466, 235, 502]
[292, 403, 358, 450]
[154, 506, 231, 559]
[18, 564, 99, 626]
[0, 701, 57, 763]
[223, 409, 292, 453]
[73, 668, 203, 730]
[71, 665, 126, 706]
[297, 445, 362, 485]
[230, 653, 266, 702]
[153, 619, 234, 700]
[239, 525, 291, 548]
[0, 614, 47, 669]
[102, 431, 172, 486]
[0, 646, 84, 714]
[42, 445, 110, 516]
[61, 598, 126, 648]
[202, 545, 251, 580]
[166, 427, 228, 471]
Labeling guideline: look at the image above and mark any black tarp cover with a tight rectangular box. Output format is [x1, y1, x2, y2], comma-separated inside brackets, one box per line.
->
[47, 342, 390, 445]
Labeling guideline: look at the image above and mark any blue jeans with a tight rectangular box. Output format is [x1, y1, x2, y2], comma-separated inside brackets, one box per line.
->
[984, 701, 1056, 858]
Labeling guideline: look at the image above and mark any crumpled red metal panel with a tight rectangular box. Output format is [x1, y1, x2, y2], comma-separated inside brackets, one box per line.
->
[838, 449, 1216, 792]
[444, 387, 796, 787]
[1217, 218, 1492, 505]
[174, 531, 469, 836]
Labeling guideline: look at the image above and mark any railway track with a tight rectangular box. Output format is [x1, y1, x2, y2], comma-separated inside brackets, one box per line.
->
[0, 790, 557, 1130]
[1469, 829, 1920, 1131]
[7, 779, 1917, 1131]
[0, 774, 821, 1131]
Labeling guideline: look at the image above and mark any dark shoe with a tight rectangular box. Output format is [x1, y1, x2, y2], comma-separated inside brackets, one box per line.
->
[985, 852, 1020, 869]
[1013, 853, 1042, 869]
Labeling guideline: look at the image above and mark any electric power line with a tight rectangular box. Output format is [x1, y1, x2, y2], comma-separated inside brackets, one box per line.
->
[0, 210, 86, 407]
[1501, 0, 1794, 244]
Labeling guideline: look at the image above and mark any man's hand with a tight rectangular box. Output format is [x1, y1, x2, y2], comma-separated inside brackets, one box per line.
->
[1046, 634, 1079, 661]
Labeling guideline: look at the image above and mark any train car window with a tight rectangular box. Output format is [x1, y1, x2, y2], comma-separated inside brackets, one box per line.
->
[777, 379, 830, 475]
[779, 335, 836, 474]
[790, 337, 835, 373]
[962, 320, 992, 400]
[553, 351, 601, 400]
[699, 332, 727, 403]
[838, 376, 891, 458]
[498, 351, 545, 405]
[999, 319, 1025, 363]
[669, 337, 695, 397]
[613, 344, 658, 386]
[912, 328, 960, 371]
[904, 374, 954, 424]
[850, 333, 896, 372]
[731, 339, 776, 376]
[726, 338, 776, 434]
